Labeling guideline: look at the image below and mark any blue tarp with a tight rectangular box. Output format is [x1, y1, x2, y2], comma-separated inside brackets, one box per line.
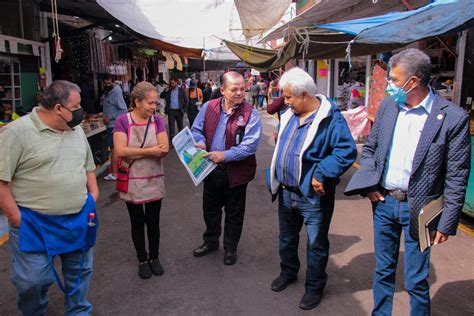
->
[316, 0, 474, 44]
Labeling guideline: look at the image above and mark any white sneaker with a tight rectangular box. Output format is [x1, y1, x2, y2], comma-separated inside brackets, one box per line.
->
[103, 173, 117, 181]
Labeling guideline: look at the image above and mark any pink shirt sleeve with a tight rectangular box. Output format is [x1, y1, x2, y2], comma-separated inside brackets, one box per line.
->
[114, 114, 129, 134]
[154, 115, 166, 134]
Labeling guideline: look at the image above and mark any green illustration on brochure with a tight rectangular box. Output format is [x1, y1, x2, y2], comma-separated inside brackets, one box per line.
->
[182, 147, 209, 177]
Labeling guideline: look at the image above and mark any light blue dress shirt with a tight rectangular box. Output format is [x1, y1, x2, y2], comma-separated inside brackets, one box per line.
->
[170, 87, 179, 110]
[191, 100, 262, 163]
[382, 89, 435, 191]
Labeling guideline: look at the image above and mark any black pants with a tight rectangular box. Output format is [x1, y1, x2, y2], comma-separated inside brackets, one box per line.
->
[126, 200, 162, 262]
[251, 95, 258, 108]
[168, 109, 183, 141]
[187, 99, 199, 128]
[202, 168, 248, 252]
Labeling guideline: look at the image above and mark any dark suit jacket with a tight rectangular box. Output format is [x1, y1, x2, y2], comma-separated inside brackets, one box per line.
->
[160, 87, 188, 114]
[345, 93, 471, 239]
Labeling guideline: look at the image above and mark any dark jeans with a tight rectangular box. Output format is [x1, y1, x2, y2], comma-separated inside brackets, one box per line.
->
[258, 95, 266, 108]
[126, 200, 162, 262]
[372, 196, 431, 316]
[168, 109, 183, 141]
[106, 127, 115, 148]
[202, 168, 248, 252]
[278, 187, 335, 294]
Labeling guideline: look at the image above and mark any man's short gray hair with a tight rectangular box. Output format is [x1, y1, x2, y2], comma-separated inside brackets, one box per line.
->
[42, 80, 81, 110]
[279, 67, 317, 96]
[388, 48, 432, 86]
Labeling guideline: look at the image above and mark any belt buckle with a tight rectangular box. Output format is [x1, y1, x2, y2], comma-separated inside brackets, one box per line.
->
[392, 189, 406, 201]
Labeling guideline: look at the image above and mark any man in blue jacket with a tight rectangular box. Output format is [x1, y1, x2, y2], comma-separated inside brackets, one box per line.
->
[102, 75, 128, 180]
[267, 67, 357, 310]
[345, 48, 471, 315]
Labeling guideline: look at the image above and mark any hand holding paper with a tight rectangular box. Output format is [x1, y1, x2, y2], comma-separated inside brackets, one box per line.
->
[204, 151, 225, 163]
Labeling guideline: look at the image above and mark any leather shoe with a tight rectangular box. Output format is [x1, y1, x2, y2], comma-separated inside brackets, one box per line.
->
[193, 243, 218, 257]
[271, 275, 297, 292]
[223, 251, 237, 265]
[299, 291, 323, 310]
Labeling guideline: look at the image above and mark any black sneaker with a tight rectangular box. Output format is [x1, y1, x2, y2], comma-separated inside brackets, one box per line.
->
[138, 261, 152, 279]
[149, 259, 164, 276]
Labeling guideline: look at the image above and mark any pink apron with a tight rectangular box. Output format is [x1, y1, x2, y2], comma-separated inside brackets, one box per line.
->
[120, 113, 165, 203]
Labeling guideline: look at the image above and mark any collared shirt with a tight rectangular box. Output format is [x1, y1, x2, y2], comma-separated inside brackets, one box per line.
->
[275, 112, 317, 188]
[170, 87, 180, 109]
[382, 89, 435, 191]
[0, 107, 96, 215]
[191, 100, 262, 162]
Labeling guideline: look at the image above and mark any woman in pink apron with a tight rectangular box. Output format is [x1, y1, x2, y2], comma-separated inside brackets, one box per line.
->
[113, 82, 168, 279]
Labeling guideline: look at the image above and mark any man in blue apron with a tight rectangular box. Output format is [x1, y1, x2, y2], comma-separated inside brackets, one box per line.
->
[0, 80, 99, 315]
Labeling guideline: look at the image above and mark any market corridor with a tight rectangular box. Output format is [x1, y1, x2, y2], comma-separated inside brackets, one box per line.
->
[0, 112, 473, 315]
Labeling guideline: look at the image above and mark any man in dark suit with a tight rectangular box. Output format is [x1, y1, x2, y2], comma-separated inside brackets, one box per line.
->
[160, 77, 188, 142]
[345, 48, 471, 315]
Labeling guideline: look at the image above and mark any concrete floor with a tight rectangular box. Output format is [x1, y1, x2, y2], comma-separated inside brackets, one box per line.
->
[0, 112, 473, 315]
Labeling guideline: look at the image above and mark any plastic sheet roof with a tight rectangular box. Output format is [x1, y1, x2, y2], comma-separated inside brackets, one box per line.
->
[317, 0, 474, 44]
[226, 0, 474, 71]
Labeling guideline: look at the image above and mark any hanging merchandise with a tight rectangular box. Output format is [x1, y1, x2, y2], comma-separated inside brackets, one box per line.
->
[341, 106, 371, 140]
[106, 62, 128, 77]
[161, 51, 183, 71]
[50, 0, 63, 63]
[70, 33, 91, 74]
[173, 54, 183, 71]
[368, 64, 388, 121]
[39, 67, 47, 89]
[162, 51, 174, 69]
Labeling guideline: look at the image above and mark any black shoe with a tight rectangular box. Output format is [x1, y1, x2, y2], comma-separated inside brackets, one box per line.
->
[271, 275, 297, 292]
[299, 291, 323, 310]
[138, 261, 152, 279]
[149, 259, 164, 276]
[193, 243, 218, 257]
[223, 251, 237, 265]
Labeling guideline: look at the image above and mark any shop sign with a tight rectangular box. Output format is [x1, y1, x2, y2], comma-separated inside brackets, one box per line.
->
[317, 60, 328, 78]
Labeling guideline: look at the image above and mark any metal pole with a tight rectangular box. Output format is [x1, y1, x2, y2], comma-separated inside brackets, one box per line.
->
[40, 11, 52, 85]
[365, 55, 372, 108]
[19, 0, 25, 39]
[453, 31, 467, 105]
[203, 36, 206, 73]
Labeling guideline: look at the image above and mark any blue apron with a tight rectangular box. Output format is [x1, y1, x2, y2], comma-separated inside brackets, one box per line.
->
[18, 193, 98, 296]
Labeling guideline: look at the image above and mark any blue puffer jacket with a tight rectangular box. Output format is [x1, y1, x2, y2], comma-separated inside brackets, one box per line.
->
[267, 95, 357, 204]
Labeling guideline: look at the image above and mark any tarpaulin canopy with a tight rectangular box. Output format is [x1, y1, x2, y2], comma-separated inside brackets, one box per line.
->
[235, 0, 291, 39]
[224, 39, 297, 71]
[224, 32, 401, 71]
[260, 0, 430, 43]
[97, 0, 291, 50]
[226, 0, 474, 71]
[147, 39, 203, 59]
[317, 0, 474, 45]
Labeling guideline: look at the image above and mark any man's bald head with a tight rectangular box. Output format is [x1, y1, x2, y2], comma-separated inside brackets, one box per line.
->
[222, 71, 244, 88]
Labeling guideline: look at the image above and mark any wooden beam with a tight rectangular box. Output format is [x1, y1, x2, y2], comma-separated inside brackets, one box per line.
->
[41, 22, 100, 42]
